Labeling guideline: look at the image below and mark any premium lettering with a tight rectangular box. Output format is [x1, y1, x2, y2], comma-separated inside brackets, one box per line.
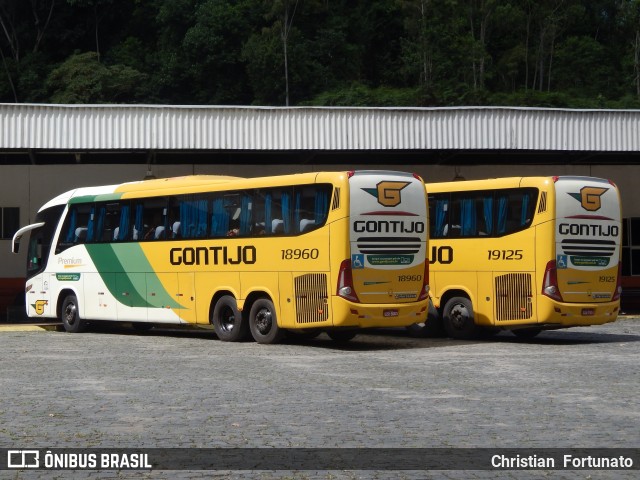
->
[170, 246, 257, 266]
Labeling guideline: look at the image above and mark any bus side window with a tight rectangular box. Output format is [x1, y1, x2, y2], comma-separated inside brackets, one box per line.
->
[224, 194, 240, 236]
[252, 188, 284, 236]
[142, 198, 168, 241]
[238, 193, 252, 236]
[429, 195, 449, 238]
[480, 196, 493, 236]
[497, 189, 538, 235]
[114, 203, 132, 241]
[296, 184, 330, 233]
[251, 190, 267, 235]
[448, 196, 462, 237]
[57, 204, 92, 252]
[132, 203, 144, 240]
[176, 196, 207, 239]
[459, 197, 477, 237]
[210, 195, 230, 237]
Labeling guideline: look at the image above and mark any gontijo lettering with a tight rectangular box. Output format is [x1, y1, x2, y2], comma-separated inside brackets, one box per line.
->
[170, 245, 256, 265]
[558, 224, 619, 237]
[353, 220, 425, 234]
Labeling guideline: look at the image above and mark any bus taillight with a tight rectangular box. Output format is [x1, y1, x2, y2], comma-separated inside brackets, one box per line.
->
[337, 259, 360, 303]
[612, 262, 622, 301]
[542, 260, 563, 302]
[418, 261, 430, 301]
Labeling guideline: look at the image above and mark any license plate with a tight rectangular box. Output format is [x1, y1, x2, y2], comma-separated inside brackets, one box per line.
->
[383, 309, 399, 318]
[582, 308, 595, 316]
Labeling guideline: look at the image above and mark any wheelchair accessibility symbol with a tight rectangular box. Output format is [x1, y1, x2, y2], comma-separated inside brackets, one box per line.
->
[557, 255, 568, 269]
[352, 254, 365, 269]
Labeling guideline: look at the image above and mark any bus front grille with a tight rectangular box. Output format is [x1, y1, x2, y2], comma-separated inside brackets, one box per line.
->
[356, 237, 422, 255]
[495, 273, 533, 321]
[294, 273, 329, 324]
[560, 239, 616, 257]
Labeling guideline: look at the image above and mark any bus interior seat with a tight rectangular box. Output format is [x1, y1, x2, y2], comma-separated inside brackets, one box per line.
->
[75, 227, 87, 242]
[272, 219, 284, 233]
[155, 226, 166, 239]
[300, 218, 315, 232]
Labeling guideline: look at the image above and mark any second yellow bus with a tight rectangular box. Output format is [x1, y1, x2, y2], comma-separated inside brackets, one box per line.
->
[410, 176, 621, 339]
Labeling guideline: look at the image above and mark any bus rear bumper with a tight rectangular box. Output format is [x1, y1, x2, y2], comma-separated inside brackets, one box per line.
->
[536, 299, 620, 327]
[330, 296, 430, 328]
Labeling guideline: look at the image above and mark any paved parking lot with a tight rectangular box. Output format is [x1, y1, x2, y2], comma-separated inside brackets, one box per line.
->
[1, 317, 639, 479]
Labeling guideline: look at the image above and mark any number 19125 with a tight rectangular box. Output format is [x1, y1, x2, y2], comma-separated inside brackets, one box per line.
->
[488, 249, 523, 260]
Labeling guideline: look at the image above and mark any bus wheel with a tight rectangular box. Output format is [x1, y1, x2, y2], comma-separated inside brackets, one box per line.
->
[249, 298, 284, 344]
[442, 297, 479, 340]
[512, 327, 542, 339]
[61, 294, 86, 333]
[327, 330, 357, 343]
[212, 295, 248, 342]
[407, 301, 443, 337]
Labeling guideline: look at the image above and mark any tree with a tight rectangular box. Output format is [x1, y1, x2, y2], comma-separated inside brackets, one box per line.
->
[66, 0, 117, 61]
[620, 0, 640, 99]
[0, 0, 56, 101]
[183, 0, 259, 104]
[46, 51, 146, 103]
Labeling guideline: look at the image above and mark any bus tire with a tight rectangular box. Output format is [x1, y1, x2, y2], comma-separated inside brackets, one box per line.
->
[407, 300, 444, 337]
[327, 330, 357, 343]
[512, 327, 542, 339]
[442, 296, 479, 340]
[61, 294, 86, 333]
[249, 298, 284, 344]
[212, 295, 248, 342]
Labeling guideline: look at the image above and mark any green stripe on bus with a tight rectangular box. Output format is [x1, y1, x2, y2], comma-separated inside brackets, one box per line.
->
[69, 193, 123, 204]
[85, 243, 181, 309]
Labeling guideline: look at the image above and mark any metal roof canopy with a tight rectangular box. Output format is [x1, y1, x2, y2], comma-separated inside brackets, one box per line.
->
[1, 104, 640, 164]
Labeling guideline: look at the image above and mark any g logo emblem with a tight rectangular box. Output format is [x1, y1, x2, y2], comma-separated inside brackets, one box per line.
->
[32, 300, 48, 315]
[570, 187, 608, 212]
[363, 181, 410, 207]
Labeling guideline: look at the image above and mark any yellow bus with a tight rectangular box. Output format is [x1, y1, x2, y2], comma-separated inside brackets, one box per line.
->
[12, 171, 430, 343]
[411, 176, 621, 339]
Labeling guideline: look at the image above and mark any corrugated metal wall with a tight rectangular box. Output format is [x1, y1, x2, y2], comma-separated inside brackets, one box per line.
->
[1, 104, 639, 151]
